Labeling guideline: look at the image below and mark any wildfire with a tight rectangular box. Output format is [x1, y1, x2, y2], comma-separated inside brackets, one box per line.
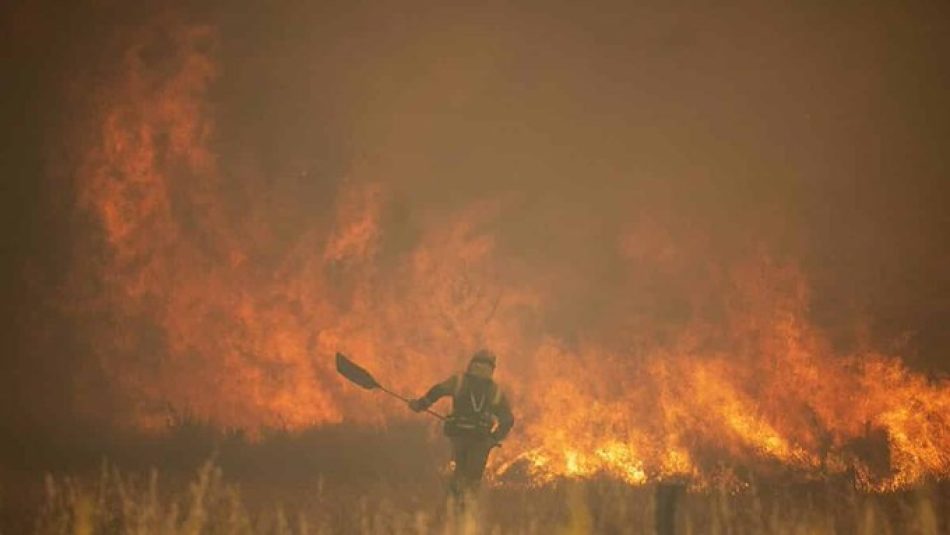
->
[61, 20, 949, 492]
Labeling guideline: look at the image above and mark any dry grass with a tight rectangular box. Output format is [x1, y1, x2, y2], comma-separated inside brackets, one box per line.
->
[2, 421, 944, 534]
[27, 461, 944, 534]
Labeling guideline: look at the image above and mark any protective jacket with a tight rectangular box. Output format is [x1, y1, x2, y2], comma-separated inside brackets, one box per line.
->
[418, 373, 514, 442]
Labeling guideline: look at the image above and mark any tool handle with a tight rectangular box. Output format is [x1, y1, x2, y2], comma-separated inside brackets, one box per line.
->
[379, 386, 446, 421]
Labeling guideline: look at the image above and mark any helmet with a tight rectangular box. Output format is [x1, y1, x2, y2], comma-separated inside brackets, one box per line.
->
[467, 349, 496, 378]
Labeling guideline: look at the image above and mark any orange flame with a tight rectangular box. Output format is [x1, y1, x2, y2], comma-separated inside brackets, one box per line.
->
[64, 21, 949, 492]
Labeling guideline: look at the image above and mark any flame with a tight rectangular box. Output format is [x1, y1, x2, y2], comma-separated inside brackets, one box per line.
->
[61, 20, 949, 491]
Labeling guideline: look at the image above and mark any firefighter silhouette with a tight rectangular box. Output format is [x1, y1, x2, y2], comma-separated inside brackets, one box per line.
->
[409, 349, 514, 499]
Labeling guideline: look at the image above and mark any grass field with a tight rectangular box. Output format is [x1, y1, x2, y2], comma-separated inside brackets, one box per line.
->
[3, 421, 947, 534]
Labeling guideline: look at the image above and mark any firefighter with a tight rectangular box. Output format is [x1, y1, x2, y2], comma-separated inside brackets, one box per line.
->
[408, 349, 514, 498]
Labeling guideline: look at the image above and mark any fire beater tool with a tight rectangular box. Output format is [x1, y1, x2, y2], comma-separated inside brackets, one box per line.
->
[335, 352, 446, 421]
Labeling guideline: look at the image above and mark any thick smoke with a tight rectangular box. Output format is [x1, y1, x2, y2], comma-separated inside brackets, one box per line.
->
[3, 1, 949, 488]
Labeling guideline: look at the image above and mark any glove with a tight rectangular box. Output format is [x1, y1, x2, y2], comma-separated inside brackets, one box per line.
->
[408, 398, 427, 412]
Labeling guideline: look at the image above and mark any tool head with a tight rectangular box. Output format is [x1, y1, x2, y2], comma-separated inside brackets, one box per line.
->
[335, 352, 380, 390]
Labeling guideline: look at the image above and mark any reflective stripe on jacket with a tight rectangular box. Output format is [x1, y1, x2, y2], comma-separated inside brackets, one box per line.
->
[421, 373, 514, 440]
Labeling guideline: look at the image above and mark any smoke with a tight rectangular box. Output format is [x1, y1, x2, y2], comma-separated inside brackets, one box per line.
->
[3, 0, 949, 487]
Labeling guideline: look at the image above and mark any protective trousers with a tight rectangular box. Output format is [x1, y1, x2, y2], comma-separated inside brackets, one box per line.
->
[449, 436, 494, 497]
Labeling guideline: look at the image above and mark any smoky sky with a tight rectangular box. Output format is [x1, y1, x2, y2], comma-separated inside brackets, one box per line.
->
[2, 0, 949, 433]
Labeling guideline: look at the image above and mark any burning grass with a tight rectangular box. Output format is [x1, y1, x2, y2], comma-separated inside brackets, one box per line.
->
[28, 461, 946, 534]
[5, 421, 946, 534]
[11, 11, 946, 534]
